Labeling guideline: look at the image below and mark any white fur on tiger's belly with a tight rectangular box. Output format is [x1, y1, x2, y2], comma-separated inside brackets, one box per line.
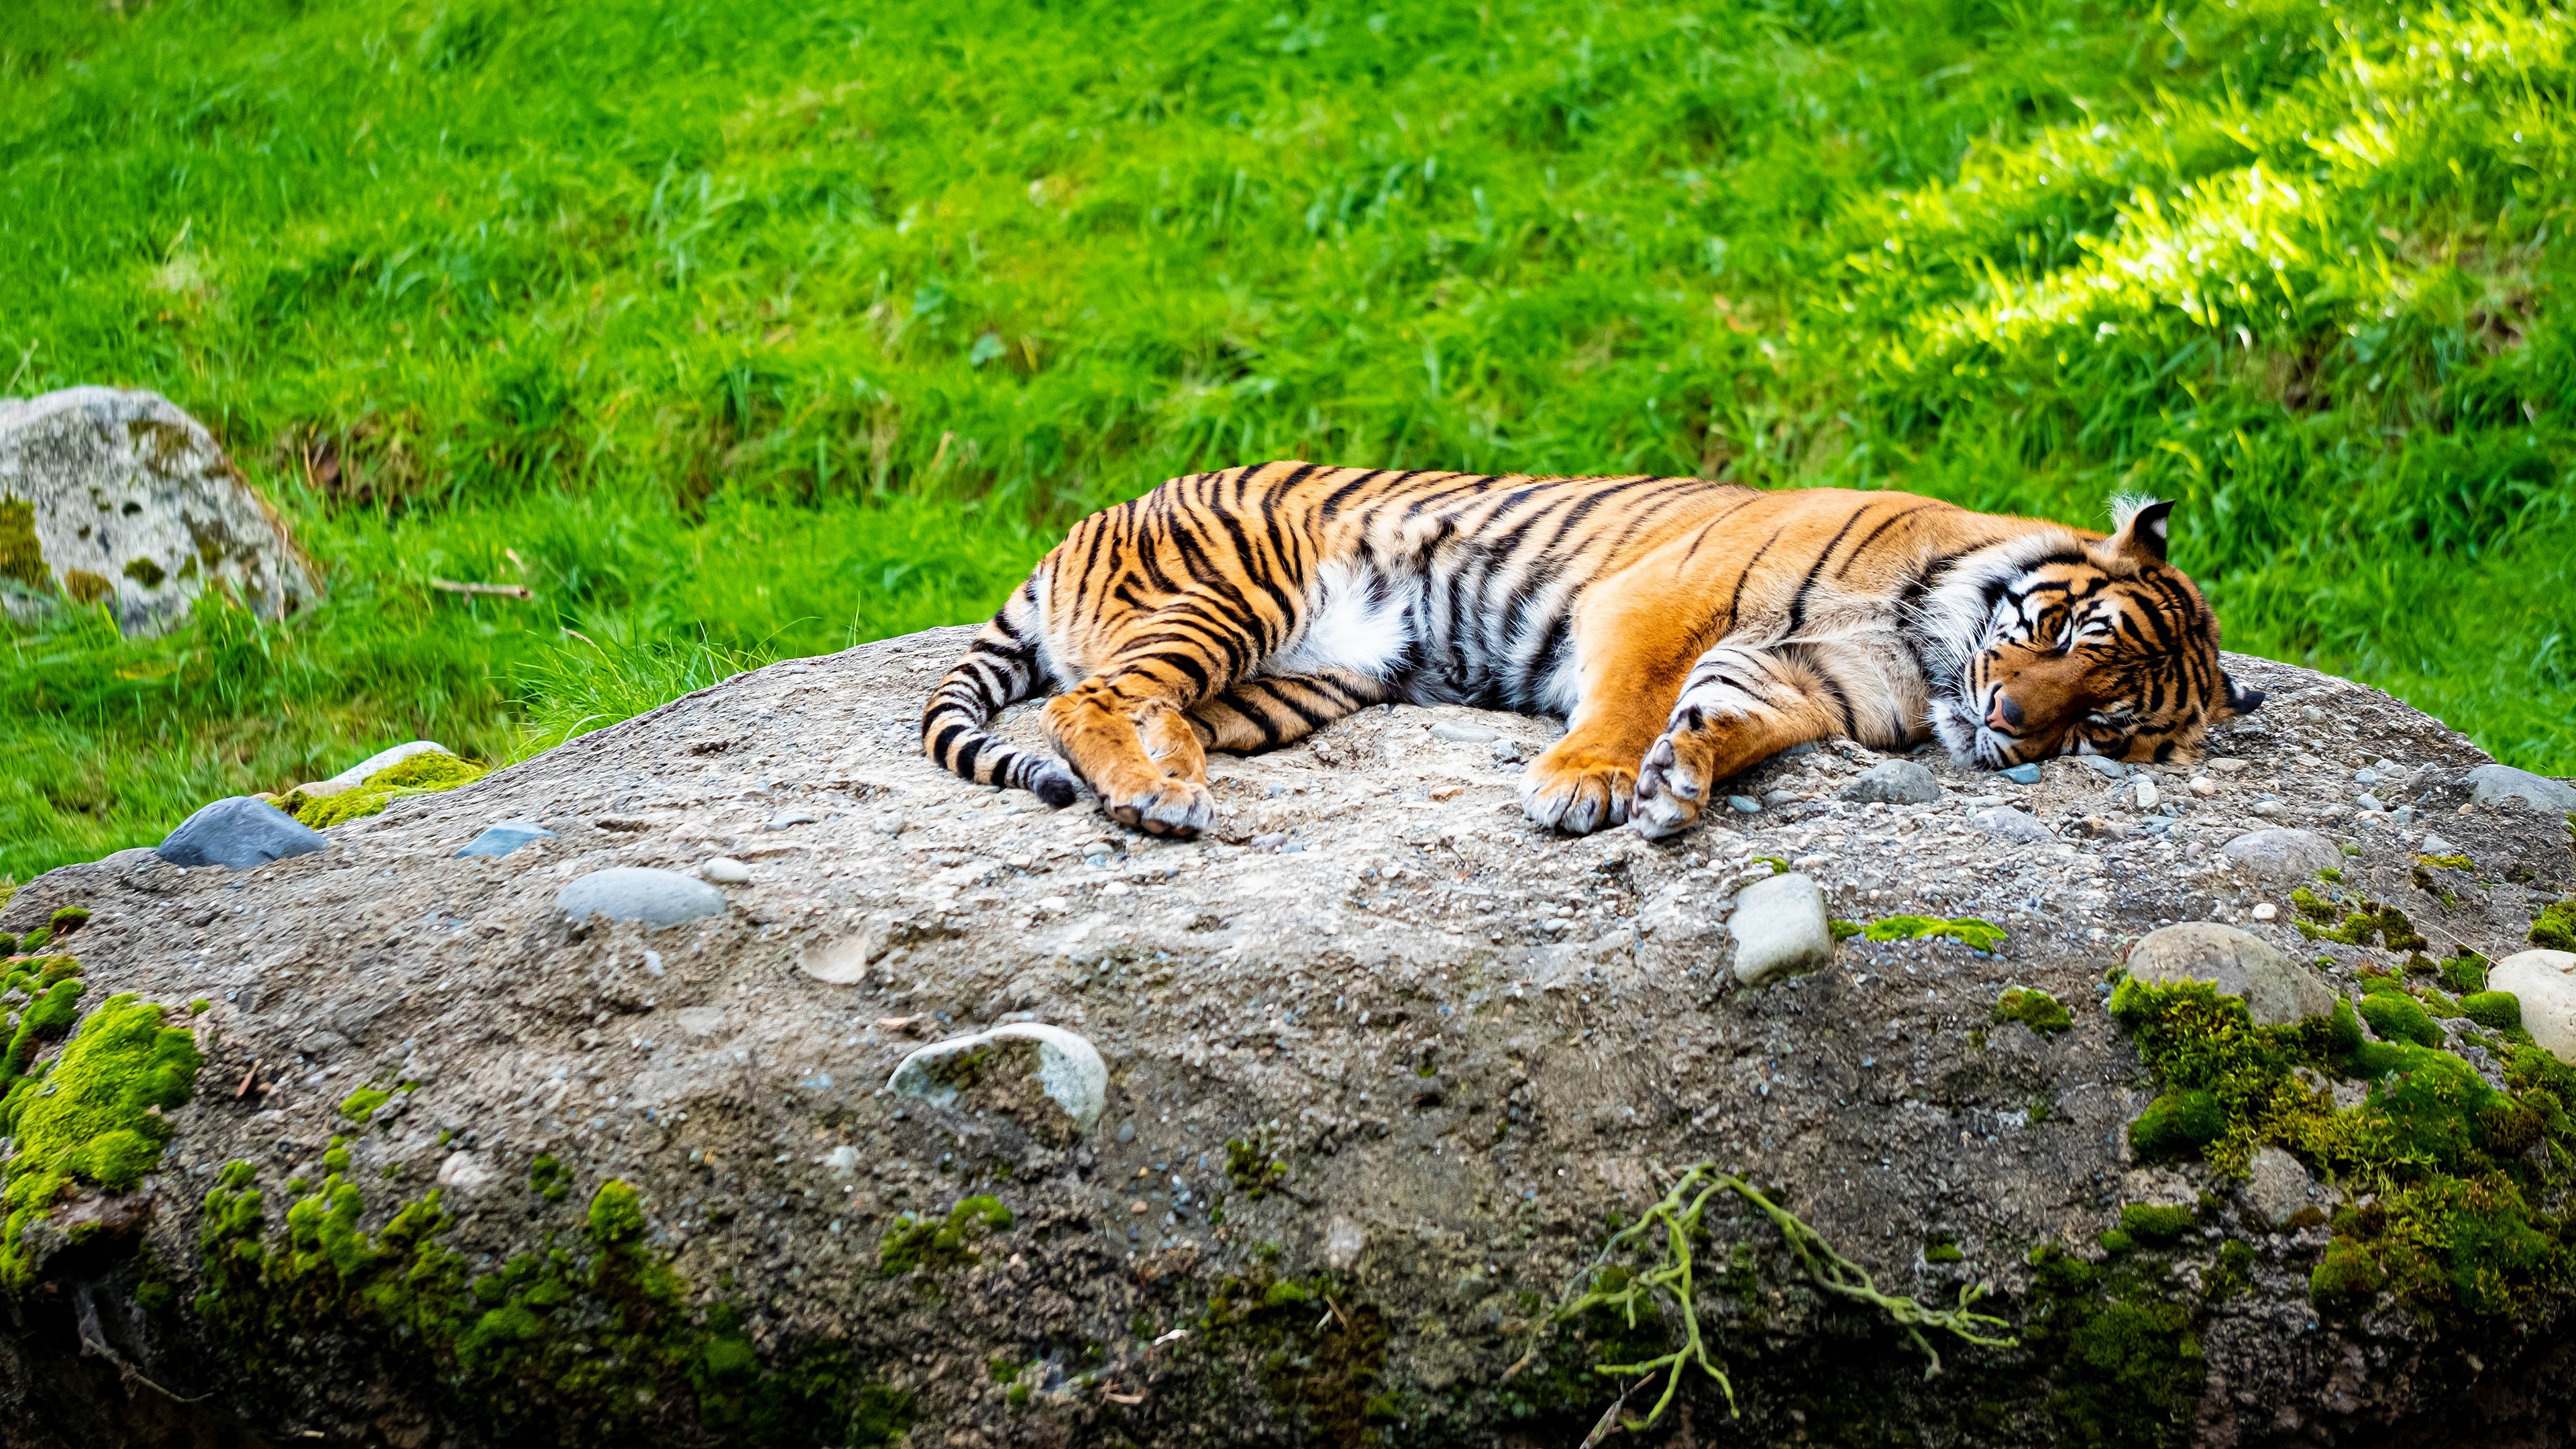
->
[1265, 561, 1415, 682]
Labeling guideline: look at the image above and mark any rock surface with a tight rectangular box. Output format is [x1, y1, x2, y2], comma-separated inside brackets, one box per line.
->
[4, 631, 2575, 1448]
[556, 865, 730, 928]
[2123, 922, 2336, 1026]
[153, 794, 327, 869]
[0, 387, 314, 634]
[1839, 759, 1941, 805]
[2491, 950, 2576, 1063]
[2216, 826, 2343, 884]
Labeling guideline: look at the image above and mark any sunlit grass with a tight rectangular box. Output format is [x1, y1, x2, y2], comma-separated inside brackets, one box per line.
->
[1, 0, 2568, 877]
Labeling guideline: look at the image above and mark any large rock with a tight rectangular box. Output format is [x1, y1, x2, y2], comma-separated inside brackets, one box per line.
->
[2124, 922, 2337, 1026]
[1727, 871, 1833, 985]
[2490, 951, 2576, 1063]
[154, 795, 327, 869]
[3, 635, 2575, 1447]
[2218, 827, 2343, 884]
[2462, 764, 2576, 814]
[0, 387, 315, 635]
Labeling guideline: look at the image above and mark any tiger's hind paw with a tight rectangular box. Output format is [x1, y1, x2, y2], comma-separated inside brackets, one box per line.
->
[1106, 780, 1216, 838]
[1630, 730, 1713, 840]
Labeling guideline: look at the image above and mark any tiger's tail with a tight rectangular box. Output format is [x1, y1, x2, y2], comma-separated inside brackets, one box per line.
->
[920, 588, 1080, 807]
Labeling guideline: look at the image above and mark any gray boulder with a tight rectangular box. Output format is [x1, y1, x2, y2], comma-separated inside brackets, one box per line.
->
[2461, 764, 2576, 814]
[1839, 759, 1941, 805]
[0, 388, 315, 635]
[154, 795, 327, 869]
[2125, 921, 2337, 1025]
[2218, 827, 2343, 884]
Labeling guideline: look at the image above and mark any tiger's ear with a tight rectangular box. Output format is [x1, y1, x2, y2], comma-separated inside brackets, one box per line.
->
[2216, 669, 2265, 719]
[2108, 497, 2174, 562]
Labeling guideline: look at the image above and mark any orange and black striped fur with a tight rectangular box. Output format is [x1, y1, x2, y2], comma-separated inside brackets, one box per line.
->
[921, 464, 2261, 839]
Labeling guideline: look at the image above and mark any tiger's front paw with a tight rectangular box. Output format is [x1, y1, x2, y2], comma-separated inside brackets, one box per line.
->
[1105, 779, 1217, 838]
[1520, 749, 1635, 835]
[1631, 730, 1714, 839]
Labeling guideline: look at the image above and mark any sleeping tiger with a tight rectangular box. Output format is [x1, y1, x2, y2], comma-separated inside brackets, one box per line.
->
[920, 464, 2262, 839]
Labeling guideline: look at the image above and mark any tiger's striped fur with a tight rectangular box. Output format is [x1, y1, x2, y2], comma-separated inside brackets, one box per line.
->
[920, 463, 2261, 838]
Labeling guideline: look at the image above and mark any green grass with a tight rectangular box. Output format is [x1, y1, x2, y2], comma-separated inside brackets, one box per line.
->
[3, 0, 2570, 879]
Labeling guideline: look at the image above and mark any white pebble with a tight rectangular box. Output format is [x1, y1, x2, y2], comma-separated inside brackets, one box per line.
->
[2251, 902, 2277, 921]
[702, 857, 753, 885]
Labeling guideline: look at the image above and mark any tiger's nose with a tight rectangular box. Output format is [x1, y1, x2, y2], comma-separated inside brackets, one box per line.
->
[1986, 692, 2025, 733]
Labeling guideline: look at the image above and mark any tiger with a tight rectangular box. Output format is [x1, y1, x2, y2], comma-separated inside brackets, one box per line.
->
[920, 463, 2263, 840]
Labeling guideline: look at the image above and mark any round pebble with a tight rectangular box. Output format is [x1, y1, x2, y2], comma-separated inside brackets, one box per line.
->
[1727, 795, 1762, 814]
[1839, 759, 1941, 805]
[2218, 828, 2342, 884]
[1970, 806, 2053, 844]
[2125, 922, 2335, 1026]
[701, 857, 753, 885]
[2489, 951, 2576, 1064]
[556, 867, 729, 929]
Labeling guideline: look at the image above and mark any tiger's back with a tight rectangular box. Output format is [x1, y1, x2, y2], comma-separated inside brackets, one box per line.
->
[921, 462, 2256, 838]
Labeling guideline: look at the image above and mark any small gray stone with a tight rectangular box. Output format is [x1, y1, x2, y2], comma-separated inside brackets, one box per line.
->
[2355, 792, 2385, 813]
[1729, 872, 1833, 987]
[2218, 828, 2342, 884]
[2074, 755, 2130, 780]
[766, 810, 818, 831]
[2243, 1146, 2322, 1229]
[1324, 1216, 1367, 1271]
[2461, 764, 2576, 814]
[1998, 762, 2043, 785]
[455, 820, 555, 859]
[823, 1144, 863, 1177]
[556, 867, 728, 929]
[1116, 1120, 1136, 1144]
[1760, 788, 1804, 808]
[1490, 738, 1527, 763]
[1970, 806, 2053, 844]
[1728, 796, 1761, 814]
[701, 857, 753, 885]
[1839, 759, 1941, 806]
[1430, 720, 1497, 743]
[156, 796, 328, 870]
[2418, 833, 2463, 859]
[888, 1022, 1108, 1132]
[2125, 922, 2336, 1026]
[2489, 951, 2576, 1065]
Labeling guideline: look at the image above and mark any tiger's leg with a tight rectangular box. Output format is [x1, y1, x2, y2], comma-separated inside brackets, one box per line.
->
[1186, 669, 1395, 753]
[1044, 659, 1223, 836]
[1630, 645, 1843, 839]
[1521, 593, 1703, 835]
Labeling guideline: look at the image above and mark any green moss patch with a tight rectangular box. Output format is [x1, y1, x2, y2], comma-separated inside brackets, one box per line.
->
[2110, 976, 2576, 1326]
[1993, 987, 2074, 1038]
[1200, 1271, 1393, 1445]
[0, 497, 48, 591]
[2534, 899, 2576, 953]
[289, 752, 488, 829]
[1860, 916, 2007, 952]
[877, 1193, 1012, 1277]
[2021, 1244, 2204, 1446]
[0, 993, 201, 1287]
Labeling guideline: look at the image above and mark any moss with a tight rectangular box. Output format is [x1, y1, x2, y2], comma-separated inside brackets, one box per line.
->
[1925, 1240, 1966, 1264]
[877, 1193, 1012, 1277]
[2359, 990, 2443, 1049]
[2128, 1089, 2225, 1161]
[339, 1084, 395, 1123]
[529, 1153, 570, 1203]
[1862, 915, 2007, 952]
[2204, 1241, 2256, 1301]
[2310, 1239, 2382, 1303]
[292, 752, 489, 829]
[0, 994, 201, 1287]
[63, 569, 113, 605]
[18, 927, 50, 953]
[0, 496, 49, 590]
[1226, 1132, 1289, 1199]
[2461, 992, 2522, 1031]
[1201, 1272, 1392, 1446]
[0, 965, 87, 1099]
[2439, 951, 2493, 996]
[1994, 987, 2074, 1038]
[2111, 976, 2576, 1327]
[45, 908, 87, 937]
[2021, 1244, 2204, 1448]
[2118, 1204, 2198, 1246]
[2097, 1229, 2137, 1255]
[121, 556, 167, 588]
[322, 1137, 351, 1175]
[2533, 899, 2576, 953]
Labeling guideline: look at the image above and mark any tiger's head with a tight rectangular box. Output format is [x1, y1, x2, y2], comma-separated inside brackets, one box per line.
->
[1933, 498, 2262, 769]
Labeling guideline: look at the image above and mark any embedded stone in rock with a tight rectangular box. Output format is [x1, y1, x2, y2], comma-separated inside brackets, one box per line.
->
[2489, 951, 2576, 1064]
[887, 1022, 1108, 1136]
[1839, 759, 1940, 806]
[155, 796, 327, 869]
[1729, 872, 1833, 986]
[1728, 794, 1760, 813]
[555, 867, 728, 929]
[798, 924, 885, 985]
[0, 386, 317, 635]
[1970, 806, 2053, 844]
[2218, 828, 2344, 885]
[1324, 1216, 1367, 1271]
[2243, 1145, 2326, 1229]
[1429, 720, 1497, 743]
[2461, 764, 2576, 814]
[454, 820, 555, 859]
[2418, 833, 2464, 859]
[1998, 762, 2042, 785]
[435, 1152, 493, 1198]
[2074, 755, 2129, 780]
[323, 739, 453, 789]
[2125, 922, 2335, 1026]
[701, 857, 753, 885]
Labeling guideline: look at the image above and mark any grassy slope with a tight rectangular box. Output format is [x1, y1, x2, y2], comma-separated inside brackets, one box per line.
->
[2, 0, 2569, 879]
